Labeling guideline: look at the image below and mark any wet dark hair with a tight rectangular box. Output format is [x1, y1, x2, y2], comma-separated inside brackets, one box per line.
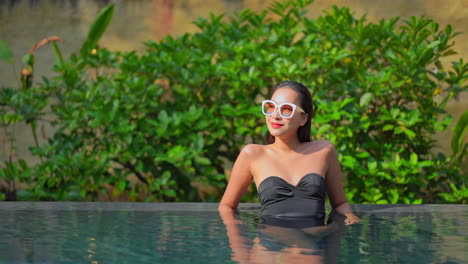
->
[268, 80, 314, 144]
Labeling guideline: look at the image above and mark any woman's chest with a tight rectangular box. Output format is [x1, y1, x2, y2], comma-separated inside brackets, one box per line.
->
[250, 151, 329, 186]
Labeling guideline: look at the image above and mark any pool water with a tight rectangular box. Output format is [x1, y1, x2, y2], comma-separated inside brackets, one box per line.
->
[0, 203, 466, 263]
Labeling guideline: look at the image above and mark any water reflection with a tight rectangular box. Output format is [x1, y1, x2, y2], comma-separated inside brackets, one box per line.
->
[219, 210, 346, 264]
[0, 206, 466, 263]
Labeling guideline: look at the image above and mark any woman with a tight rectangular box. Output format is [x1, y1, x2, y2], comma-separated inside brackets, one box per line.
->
[219, 80, 360, 225]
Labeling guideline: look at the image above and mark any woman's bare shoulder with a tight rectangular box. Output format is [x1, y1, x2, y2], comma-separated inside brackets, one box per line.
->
[307, 140, 336, 152]
[240, 144, 267, 156]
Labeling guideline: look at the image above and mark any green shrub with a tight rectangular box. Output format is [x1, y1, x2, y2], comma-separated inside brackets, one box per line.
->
[0, 0, 466, 203]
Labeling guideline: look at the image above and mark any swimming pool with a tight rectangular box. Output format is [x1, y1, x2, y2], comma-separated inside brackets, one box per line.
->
[0, 203, 466, 263]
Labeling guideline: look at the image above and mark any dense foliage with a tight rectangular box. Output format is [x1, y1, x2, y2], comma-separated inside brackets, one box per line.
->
[1, 0, 467, 203]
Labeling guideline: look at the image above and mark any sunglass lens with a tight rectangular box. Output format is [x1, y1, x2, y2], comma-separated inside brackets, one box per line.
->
[280, 104, 294, 117]
[263, 102, 276, 115]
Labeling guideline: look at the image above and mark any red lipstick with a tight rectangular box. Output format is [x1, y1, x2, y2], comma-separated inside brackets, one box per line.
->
[271, 122, 284, 129]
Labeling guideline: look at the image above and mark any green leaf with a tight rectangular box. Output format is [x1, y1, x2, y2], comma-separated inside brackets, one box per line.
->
[341, 155, 358, 169]
[376, 199, 388, 204]
[409, 153, 418, 165]
[394, 153, 401, 167]
[359, 92, 373, 107]
[407, 109, 420, 126]
[288, 64, 297, 74]
[356, 151, 370, 158]
[0, 40, 14, 63]
[403, 128, 416, 138]
[195, 156, 211, 165]
[158, 110, 169, 122]
[390, 108, 400, 119]
[163, 189, 176, 197]
[425, 40, 440, 51]
[419, 160, 434, 167]
[389, 189, 399, 204]
[317, 124, 331, 135]
[16, 189, 35, 201]
[22, 53, 33, 65]
[451, 110, 468, 154]
[248, 66, 256, 77]
[3, 113, 23, 124]
[373, 193, 383, 201]
[81, 4, 115, 55]
[118, 181, 126, 191]
[339, 97, 355, 108]
[368, 160, 377, 174]
[383, 124, 394, 131]
[52, 41, 64, 66]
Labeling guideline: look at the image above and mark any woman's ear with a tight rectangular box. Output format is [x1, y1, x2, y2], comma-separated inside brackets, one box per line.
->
[300, 113, 308, 126]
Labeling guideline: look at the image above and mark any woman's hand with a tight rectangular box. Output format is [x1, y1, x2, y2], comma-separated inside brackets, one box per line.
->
[344, 212, 361, 225]
[218, 204, 243, 225]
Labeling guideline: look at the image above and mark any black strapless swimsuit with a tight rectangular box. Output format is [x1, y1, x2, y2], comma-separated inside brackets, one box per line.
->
[257, 173, 327, 225]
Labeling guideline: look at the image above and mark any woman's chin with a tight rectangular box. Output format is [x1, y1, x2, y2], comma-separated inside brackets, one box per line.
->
[268, 130, 286, 138]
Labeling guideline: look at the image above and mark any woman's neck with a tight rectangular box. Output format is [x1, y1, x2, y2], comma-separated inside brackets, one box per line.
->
[271, 136, 304, 153]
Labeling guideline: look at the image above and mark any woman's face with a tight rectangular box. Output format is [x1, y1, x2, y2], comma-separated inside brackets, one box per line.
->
[266, 87, 307, 140]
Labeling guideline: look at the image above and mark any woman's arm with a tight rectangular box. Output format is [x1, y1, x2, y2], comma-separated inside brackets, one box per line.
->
[218, 145, 255, 212]
[218, 145, 256, 263]
[324, 143, 360, 225]
[219, 209, 251, 263]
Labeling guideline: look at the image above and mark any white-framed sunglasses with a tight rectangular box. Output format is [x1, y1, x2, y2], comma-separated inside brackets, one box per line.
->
[261, 100, 305, 118]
